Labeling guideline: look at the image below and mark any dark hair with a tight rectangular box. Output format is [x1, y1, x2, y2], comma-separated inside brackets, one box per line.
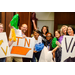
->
[41, 26, 49, 34]
[55, 30, 60, 34]
[55, 30, 61, 36]
[68, 25, 75, 34]
[33, 30, 41, 35]
[31, 12, 38, 20]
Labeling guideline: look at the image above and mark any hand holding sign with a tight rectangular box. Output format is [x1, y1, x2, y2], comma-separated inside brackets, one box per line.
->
[0, 40, 3, 45]
[22, 35, 26, 38]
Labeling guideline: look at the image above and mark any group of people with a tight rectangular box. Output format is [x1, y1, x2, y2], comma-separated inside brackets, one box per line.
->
[0, 13, 75, 62]
[31, 20, 75, 62]
[0, 22, 28, 62]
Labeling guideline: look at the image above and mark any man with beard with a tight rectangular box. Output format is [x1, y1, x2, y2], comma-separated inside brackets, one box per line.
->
[21, 24, 32, 62]
[6, 24, 28, 62]
[20, 24, 27, 37]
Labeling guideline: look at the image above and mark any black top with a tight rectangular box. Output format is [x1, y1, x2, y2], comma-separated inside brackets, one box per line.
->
[41, 34, 47, 46]
[49, 39, 54, 50]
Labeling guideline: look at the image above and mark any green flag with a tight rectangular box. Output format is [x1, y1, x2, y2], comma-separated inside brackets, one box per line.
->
[10, 14, 19, 29]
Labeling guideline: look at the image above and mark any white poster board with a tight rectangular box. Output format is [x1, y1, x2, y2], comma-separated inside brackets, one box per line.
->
[61, 35, 75, 62]
[39, 46, 53, 62]
[9, 37, 34, 58]
[0, 32, 10, 58]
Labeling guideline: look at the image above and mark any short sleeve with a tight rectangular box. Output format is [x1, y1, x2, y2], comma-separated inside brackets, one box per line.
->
[52, 37, 57, 48]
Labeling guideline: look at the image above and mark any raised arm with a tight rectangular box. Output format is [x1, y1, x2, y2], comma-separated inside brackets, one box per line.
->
[32, 20, 37, 30]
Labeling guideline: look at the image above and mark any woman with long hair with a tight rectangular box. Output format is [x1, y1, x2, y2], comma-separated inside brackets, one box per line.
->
[41, 26, 49, 46]
[51, 30, 61, 61]
[53, 25, 68, 62]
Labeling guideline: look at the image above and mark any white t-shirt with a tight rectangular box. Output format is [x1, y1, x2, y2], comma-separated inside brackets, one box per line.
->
[14, 28, 22, 37]
[9, 28, 23, 39]
[32, 36, 42, 50]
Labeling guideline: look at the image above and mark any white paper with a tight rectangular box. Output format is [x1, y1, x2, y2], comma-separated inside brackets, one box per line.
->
[0, 32, 10, 58]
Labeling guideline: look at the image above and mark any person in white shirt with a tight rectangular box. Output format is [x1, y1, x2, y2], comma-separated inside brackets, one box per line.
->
[6, 24, 28, 62]
[31, 30, 42, 62]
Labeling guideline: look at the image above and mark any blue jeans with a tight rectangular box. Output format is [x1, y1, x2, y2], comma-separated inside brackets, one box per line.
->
[31, 51, 41, 62]
[0, 58, 6, 62]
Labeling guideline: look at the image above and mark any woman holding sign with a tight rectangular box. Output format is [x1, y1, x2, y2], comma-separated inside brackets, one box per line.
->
[64, 26, 75, 62]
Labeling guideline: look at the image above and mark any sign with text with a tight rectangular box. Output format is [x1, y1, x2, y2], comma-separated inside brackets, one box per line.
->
[10, 37, 34, 58]
[61, 35, 75, 62]
[0, 32, 10, 58]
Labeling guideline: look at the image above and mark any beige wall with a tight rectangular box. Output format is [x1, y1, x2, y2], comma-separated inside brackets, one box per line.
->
[36, 12, 54, 20]
[36, 12, 54, 35]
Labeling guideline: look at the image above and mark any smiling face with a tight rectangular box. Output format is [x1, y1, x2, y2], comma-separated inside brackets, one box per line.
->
[62, 26, 67, 35]
[33, 31, 39, 40]
[21, 24, 28, 34]
[42, 27, 47, 34]
[46, 33, 52, 41]
[68, 27, 74, 36]
[0, 24, 4, 33]
[55, 31, 60, 39]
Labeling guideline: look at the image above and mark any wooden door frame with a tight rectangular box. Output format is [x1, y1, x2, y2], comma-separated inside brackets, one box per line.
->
[1, 12, 15, 39]
[1, 12, 6, 32]
[28, 12, 31, 37]
[1, 12, 32, 38]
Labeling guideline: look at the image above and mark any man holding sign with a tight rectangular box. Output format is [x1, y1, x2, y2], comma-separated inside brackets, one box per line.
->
[0, 23, 14, 62]
[6, 24, 28, 62]
[6, 14, 32, 62]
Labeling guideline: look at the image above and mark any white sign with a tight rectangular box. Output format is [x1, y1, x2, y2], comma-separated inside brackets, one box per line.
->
[10, 37, 34, 58]
[0, 32, 10, 58]
[61, 35, 75, 62]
